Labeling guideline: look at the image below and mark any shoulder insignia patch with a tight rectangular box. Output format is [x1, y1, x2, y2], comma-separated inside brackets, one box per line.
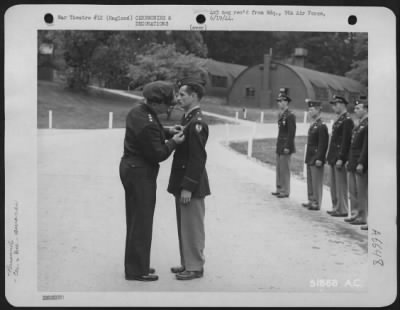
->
[195, 124, 203, 132]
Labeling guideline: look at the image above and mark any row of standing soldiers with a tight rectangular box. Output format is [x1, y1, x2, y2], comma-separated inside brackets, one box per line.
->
[272, 89, 369, 231]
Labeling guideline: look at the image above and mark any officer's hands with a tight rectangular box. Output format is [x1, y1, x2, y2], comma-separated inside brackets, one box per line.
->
[356, 164, 364, 174]
[283, 148, 290, 155]
[335, 160, 343, 169]
[315, 160, 322, 167]
[180, 189, 192, 204]
[169, 125, 184, 135]
[172, 132, 185, 144]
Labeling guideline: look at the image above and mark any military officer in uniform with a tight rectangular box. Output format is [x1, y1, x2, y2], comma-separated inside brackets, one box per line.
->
[120, 81, 185, 281]
[345, 97, 368, 230]
[326, 95, 354, 217]
[272, 88, 296, 198]
[302, 99, 329, 210]
[168, 77, 211, 280]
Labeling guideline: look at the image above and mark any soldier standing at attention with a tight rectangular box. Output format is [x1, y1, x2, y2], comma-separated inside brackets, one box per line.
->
[302, 99, 329, 210]
[271, 88, 296, 198]
[345, 97, 368, 230]
[119, 81, 185, 282]
[326, 95, 354, 217]
[168, 77, 211, 280]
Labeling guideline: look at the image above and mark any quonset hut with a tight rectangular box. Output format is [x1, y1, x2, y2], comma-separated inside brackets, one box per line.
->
[202, 58, 247, 97]
[228, 50, 366, 110]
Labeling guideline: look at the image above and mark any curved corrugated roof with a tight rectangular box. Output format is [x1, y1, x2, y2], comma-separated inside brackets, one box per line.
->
[204, 59, 247, 79]
[284, 64, 365, 93]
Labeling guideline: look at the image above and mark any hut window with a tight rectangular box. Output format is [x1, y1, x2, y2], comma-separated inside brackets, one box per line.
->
[210, 75, 228, 88]
[312, 85, 329, 100]
[245, 87, 256, 97]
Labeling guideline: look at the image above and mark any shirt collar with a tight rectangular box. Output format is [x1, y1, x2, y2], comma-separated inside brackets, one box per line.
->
[184, 105, 200, 118]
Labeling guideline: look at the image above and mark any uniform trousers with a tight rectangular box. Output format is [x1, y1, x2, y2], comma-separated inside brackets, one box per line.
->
[306, 164, 325, 208]
[348, 171, 368, 222]
[175, 196, 205, 271]
[276, 154, 291, 196]
[119, 159, 159, 276]
[329, 164, 349, 214]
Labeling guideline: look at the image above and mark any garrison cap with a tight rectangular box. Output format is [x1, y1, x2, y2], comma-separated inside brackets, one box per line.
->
[276, 87, 291, 102]
[142, 81, 175, 106]
[330, 95, 348, 105]
[305, 98, 322, 108]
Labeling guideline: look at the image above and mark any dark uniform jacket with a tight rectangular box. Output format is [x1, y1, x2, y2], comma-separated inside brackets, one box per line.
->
[305, 118, 329, 165]
[326, 112, 354, 165]
[276, 109, 296, 155]
[347, 117, 368, 173]
[122, 103, 176, 167]
[167, 107, 211, 198]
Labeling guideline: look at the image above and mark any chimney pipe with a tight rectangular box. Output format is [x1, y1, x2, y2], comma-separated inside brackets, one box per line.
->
[293, 48, 307, 67]
[260, 51, 272, 108]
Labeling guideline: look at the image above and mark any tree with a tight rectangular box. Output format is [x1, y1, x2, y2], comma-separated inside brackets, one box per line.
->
[345, 33, 368, 87]
[127, 43, 207, 90]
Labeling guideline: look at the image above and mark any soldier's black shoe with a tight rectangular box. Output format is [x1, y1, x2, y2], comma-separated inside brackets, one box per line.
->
[330, 211, 348, 217]
[308, 206, 320, 211]
[361, 225, 368, 230]
[350, 218, 367, 225]
[170, 266, 185, 274]
[277, 194, 289, 198]
[125, 274, 159, 281]
[176, 269, 203, 280]
[344, 216, 358, 223]
[302, 202, 311, 208]
[271, 192, 280, 196]
[326, 210, 336, 215]
[149, 268, 156, 274]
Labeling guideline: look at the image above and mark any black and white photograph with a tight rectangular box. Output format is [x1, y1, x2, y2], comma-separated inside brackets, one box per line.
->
[4, 4, 397, 307]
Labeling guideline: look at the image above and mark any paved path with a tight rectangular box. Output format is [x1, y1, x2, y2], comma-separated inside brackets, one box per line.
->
[38, 120, 367, 293]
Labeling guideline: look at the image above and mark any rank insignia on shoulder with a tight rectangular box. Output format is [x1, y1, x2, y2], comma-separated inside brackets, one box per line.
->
[195, 124, 203, 132]
[197, 117, 202, 121]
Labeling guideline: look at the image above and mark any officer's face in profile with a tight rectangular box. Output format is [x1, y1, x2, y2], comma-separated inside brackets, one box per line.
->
[354, 104, 367, 119]
[176, 86, 196, 110]
[149, 101, 169, 115]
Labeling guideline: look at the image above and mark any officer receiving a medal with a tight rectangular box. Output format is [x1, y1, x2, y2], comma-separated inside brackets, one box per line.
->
[302, 99, 329, 211]
[119, 81, 185, 282]
[272, 88, 296, 198]
[167, 77, 211, 280]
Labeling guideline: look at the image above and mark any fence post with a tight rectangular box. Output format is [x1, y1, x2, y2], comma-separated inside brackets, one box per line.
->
[243, 108, 247, 120]
[260, 111, 264, 123]
[109, 112, 113, 129]
[247, 137, 253, 158]
[303, 111, 307, 124]
[235, 111, 239, 120]
[303, 143, 307, 178]
[49, 110, 52, 129]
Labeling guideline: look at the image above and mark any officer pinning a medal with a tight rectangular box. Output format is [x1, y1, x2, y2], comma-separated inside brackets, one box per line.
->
[345, 96, 368, 230]
[119, 81, 185, 282]
[167, 77, 210, 280]
[302, 99, 329, 211]
[326, 95, 354, 217]
[272, 88, 296, 198]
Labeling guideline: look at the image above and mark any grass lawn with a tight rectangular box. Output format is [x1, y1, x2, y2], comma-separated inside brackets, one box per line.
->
[229, 136, 331, 187]
[201, 97, 336, 124]
[125, 91, 337, 124]
[37, 81, 230, 129]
